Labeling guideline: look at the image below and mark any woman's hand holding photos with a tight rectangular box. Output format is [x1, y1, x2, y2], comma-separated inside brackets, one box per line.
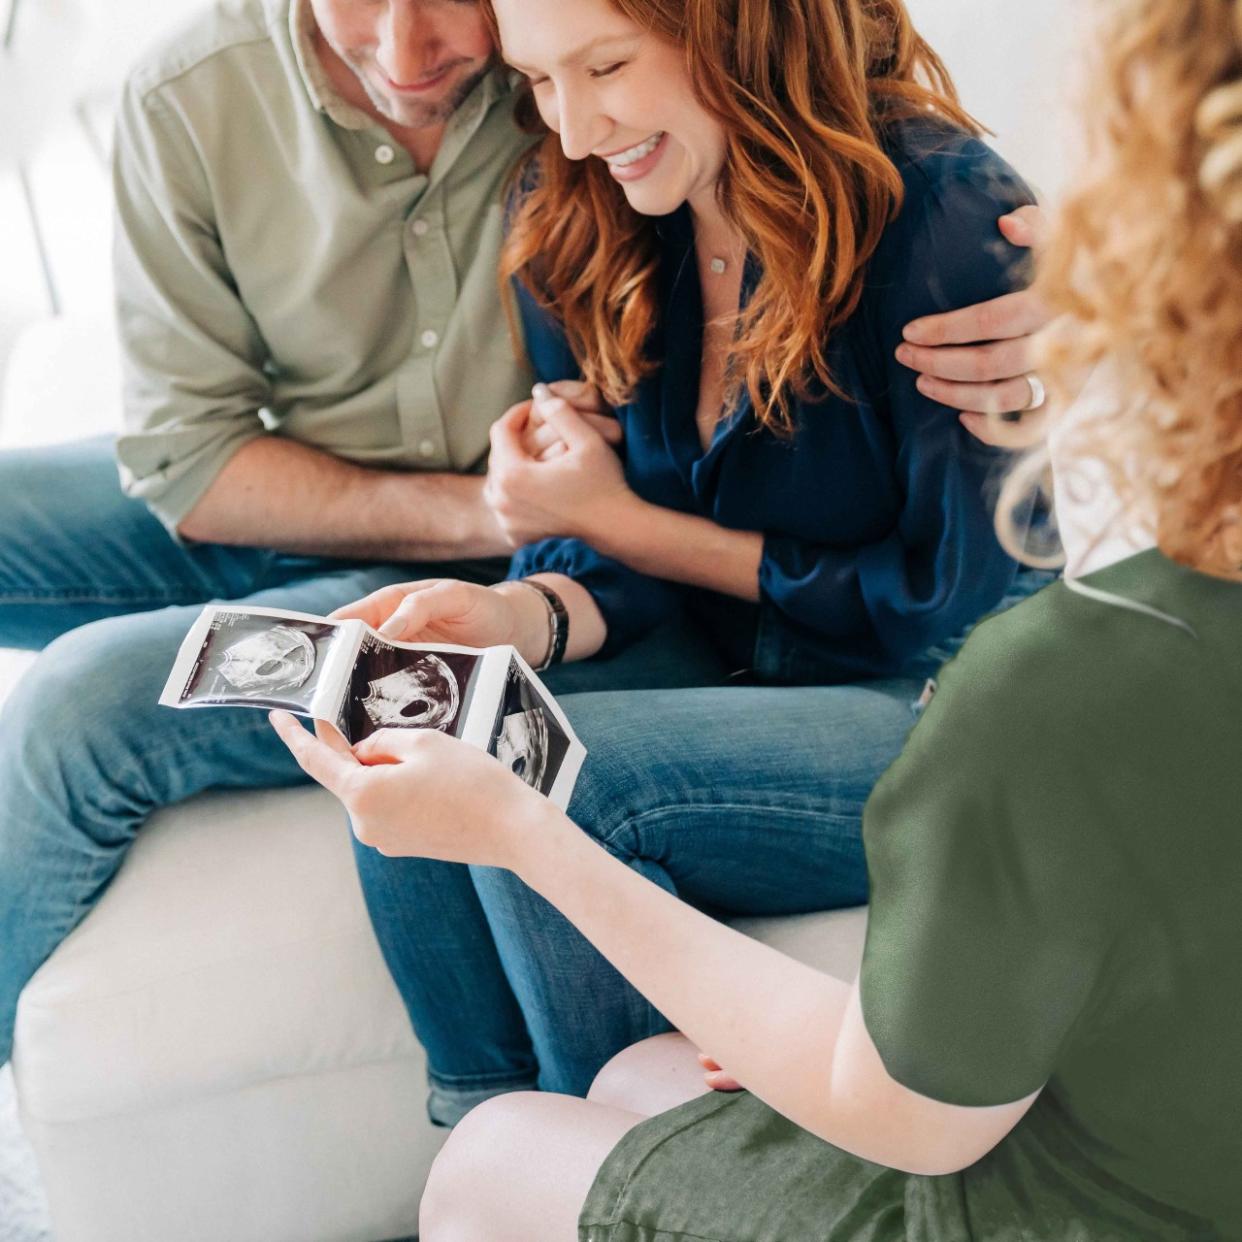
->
[330, 577, 552, 666]
[485, 387, 635, 549]
[269, 712, 552, 869]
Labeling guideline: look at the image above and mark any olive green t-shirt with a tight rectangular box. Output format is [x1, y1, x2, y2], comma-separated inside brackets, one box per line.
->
[861, 547, 1242, 1237]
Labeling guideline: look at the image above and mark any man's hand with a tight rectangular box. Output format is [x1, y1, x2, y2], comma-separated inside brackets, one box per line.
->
[896, 206, 1052, 444]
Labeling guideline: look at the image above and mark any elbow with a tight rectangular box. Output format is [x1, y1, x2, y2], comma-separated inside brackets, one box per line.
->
[174, 508, 211, 544]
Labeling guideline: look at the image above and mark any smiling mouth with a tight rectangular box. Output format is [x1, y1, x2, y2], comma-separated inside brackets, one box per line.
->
[604, 132, 665, 168]
[383, 63, 459, 94]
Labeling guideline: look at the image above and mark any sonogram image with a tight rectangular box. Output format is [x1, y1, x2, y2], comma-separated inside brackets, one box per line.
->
[346, 637, 480, 742]
[179, 612, 341, 713]
[487, 658, 571, 797]
[493, 707, 550, 791]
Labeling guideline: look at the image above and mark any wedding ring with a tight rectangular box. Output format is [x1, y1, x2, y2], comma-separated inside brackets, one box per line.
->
[1023, 372, 1047, 412]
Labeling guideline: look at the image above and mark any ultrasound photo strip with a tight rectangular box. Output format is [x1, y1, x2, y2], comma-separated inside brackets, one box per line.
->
[160, 604, 586, 808]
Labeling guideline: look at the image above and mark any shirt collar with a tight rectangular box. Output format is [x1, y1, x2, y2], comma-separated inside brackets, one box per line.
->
[290, 0, 373, 129]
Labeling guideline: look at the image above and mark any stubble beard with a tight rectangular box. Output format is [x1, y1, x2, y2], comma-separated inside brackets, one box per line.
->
[349, 56, 493, 129]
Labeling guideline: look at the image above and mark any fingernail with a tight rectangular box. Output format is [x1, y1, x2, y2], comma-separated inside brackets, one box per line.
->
[378, 617, 403, 638]
[903, 322, 927, 344]
[532, 383, 552, 402]
[895, 345, 912, 365]
[916, 376, 931, 393]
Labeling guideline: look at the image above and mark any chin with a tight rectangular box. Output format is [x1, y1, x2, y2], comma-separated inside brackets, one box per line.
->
[619, 182, 689, 219]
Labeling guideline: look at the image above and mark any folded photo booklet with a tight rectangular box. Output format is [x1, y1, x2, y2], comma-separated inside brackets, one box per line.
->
[159, 605, 585, 809]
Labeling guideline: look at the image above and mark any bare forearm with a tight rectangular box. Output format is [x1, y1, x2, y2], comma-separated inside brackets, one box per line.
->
[590, 499, 763, 601]
[514, 813, 1021, 1175]
[492, 573, 608, 665]
[519, 814, 849, 1133]
[177, 437, 509, 561]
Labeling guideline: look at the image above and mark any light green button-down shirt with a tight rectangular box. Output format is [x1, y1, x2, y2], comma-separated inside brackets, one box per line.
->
[113, 0, 537, 531]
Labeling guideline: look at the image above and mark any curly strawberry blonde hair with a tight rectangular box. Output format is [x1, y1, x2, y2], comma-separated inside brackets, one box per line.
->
[1001, 0, 1242, 577]
[480, 0, 979, 435]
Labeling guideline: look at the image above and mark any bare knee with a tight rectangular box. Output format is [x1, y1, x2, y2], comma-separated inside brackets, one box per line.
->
[587, 1033, 709, 1115]
[419, 1092, 541, 1241]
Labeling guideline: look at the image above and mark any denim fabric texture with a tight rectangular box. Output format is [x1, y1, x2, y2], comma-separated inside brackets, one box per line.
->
[361, 565, 1052, 1120]
[0, 437, 512, 1066]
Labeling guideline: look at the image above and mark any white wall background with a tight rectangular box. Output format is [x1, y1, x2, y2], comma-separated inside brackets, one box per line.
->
[907, 0, 1089, 203]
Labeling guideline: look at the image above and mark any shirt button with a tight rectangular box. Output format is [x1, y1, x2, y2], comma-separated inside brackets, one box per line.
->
[375, 144, 395, 165]
[418, 439, 437, 459]
[420, 329, 439, 349]
[411, 219, 430, 237]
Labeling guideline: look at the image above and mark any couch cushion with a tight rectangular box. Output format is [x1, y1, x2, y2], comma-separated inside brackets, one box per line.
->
[14, 776, 866, 1124]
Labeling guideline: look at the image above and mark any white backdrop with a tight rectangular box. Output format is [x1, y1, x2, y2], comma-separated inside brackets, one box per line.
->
[907, 0, 1088, 202]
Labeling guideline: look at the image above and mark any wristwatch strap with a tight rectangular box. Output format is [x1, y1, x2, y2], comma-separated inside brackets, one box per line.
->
[521, 579, 569, 671]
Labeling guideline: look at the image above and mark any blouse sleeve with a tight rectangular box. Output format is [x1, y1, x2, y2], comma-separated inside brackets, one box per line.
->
[759, 144, 1035, 675]
[507, 281, 682, 655]
[858, 605, 1120, 1106]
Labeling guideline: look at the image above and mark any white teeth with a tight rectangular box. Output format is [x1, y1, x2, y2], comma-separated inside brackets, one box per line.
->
[605, 133, 664, 167]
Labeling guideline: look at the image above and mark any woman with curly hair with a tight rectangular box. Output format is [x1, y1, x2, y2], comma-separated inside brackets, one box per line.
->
[277, 0, 1242, 1237]
[325, 0, 1051, 1124]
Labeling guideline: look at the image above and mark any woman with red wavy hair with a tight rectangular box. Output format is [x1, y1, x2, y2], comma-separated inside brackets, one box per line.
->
[278, 0, 1242, 1236]
[324, 0, 1051, 1128]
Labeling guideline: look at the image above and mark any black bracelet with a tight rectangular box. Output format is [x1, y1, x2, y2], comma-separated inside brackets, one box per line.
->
[521, 579, 569, 671]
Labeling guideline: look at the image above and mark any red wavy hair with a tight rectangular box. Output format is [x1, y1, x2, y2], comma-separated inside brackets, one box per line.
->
[482, 0, 980, 433]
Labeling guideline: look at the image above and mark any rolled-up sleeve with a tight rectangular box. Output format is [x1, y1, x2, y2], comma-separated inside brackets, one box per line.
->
[758, 151, 1034, 676]
[112, 80, 271, 533]
[509, 282, 681, 655]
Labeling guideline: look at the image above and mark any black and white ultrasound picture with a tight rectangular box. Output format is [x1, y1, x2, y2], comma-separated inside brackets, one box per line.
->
[344, 637, 481, 743]
[179, 612, 342, 713]
[487, 658, 571, 797]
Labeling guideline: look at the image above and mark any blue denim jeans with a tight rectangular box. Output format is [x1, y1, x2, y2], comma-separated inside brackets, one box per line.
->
[0, 437, 723, 1068]
[359, 675, 925, 1123]
[356, 565, 1055, 1124]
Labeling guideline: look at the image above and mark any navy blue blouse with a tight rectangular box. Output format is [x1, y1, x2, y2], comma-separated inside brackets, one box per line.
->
[510, 122, 1036, 685]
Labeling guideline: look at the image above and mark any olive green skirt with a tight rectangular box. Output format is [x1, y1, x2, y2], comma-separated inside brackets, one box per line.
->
[578, 1090, 916, 1242]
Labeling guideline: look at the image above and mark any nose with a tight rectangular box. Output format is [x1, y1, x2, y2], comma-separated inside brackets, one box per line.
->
[378, 2, 445, 85]
[553, 82, 610, 163]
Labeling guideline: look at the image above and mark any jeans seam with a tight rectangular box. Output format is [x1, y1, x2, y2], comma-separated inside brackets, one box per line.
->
[596, 802, 859, 853]
[426, 1068, 539, 1092]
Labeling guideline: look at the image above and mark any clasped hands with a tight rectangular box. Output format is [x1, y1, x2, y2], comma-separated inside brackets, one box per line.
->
[483, 379, 633, 549]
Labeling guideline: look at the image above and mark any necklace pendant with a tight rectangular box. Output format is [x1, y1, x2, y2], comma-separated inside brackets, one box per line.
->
[709, 257, 727, 275]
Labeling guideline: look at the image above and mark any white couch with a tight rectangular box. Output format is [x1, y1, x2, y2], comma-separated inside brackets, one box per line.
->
[12, 774, 867, 1242]
[3, 316, 869, 1242]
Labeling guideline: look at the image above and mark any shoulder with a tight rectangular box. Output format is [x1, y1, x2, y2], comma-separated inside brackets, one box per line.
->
[870, 119, 1033, 265]
[126, 0, 281, 106]
[857, 120, 1035, 328]
[916, 559, 1191, 767]
[884, 118, 1032, 207]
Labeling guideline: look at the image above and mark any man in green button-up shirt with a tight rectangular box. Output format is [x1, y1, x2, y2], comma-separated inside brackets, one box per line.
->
[116, 0, 535, 555]
[0, 0, 559, 1078]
